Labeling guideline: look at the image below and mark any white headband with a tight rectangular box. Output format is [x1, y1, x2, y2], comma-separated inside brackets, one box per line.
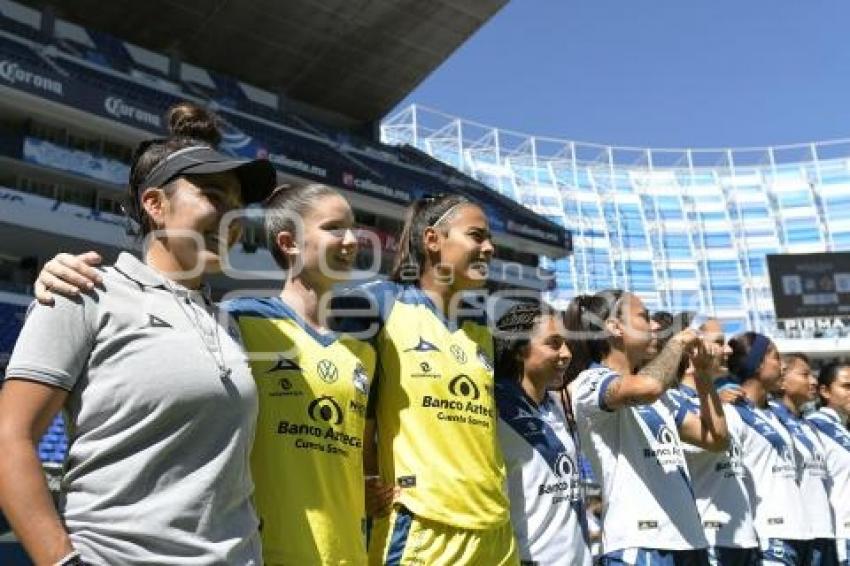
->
[430, 202, 468, 228]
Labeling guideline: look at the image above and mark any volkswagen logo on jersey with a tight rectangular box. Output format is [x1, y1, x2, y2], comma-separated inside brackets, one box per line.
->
[279, 378, 292, 391]
[450, 344, 468, 364]
[308, 396, 344, 425]
[449, 374, 480, 400]
[352, 363, 369, 395]
[476, 345, 494, 372]
[317, 359, 339, 383]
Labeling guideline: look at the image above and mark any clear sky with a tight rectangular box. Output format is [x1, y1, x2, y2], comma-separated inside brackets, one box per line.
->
[397, 0, 850, 149]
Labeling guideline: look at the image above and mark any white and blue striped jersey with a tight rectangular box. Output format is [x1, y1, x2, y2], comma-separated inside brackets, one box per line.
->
[496, 381, 591, 566]
[573, 364, 707, 554]
[733, 399, 809, 541]
[770, 401, 833, 539]
[668, 385, 758, 549]
[806, 407, 850, 539]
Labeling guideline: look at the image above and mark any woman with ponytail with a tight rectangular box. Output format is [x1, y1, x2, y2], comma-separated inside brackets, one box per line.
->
[564, 291, 728, 566]
[0, 102, 276, 565]
[807, 363, 850, 566]
[726, 333, 811, 565]
[334, 194, 517, 565]
[493, 301, 591, 565]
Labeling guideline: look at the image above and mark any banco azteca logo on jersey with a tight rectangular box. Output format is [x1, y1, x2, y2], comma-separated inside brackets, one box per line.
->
[308, 396, 344, 425]
[449, 374, 480, 400]
[655, 424, 677, 445]
[539, 452, 580, 500]
[719, 437, 745, 477]
[554, 452, 575, 478]
[277, 395, 363, 453]
[637, 406, 684, 469]
[317, 359, 339, 383]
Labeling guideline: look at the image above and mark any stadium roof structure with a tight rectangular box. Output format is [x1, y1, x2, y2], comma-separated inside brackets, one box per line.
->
[20, 0, 507, 127]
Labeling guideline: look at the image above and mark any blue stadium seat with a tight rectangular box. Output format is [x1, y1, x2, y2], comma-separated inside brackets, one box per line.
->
[1, 302, 68, 464]
[0, 302, 26, 356]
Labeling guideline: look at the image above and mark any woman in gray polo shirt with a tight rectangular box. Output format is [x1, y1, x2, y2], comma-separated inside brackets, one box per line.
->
[0, 103, 276, 565]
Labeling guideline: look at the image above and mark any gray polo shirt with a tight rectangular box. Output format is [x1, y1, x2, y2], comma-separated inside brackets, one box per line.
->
[6, 253, 260, 565]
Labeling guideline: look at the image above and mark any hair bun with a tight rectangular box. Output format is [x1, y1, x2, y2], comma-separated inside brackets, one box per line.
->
[165, 102, 221, 146]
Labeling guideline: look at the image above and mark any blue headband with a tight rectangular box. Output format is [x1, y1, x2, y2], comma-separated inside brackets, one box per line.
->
[735, 333, 771, 382]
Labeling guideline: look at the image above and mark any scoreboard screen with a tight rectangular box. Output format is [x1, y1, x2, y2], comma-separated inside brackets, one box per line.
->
[766, 252, 850, 319]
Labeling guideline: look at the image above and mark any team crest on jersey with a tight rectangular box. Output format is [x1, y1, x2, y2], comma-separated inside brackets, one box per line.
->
[476, 345, 494, 372]
[317, 359, 339, 384]
[450, 344, 467, 364]
[352, 363, 369, 395]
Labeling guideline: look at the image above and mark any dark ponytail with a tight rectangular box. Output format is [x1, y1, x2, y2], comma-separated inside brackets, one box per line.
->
[390, 194, 473, 283]
[125, 102, 222, 236]
[564, 290, 626, 383]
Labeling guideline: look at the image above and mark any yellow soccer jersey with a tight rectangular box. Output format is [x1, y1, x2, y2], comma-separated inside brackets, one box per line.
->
[225, 297, 376, 566]
[333, 281, 509, 530]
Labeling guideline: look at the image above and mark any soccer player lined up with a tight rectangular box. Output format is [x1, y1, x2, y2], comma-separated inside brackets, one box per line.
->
[493, 301, 592, 566]
[726, 333, 810, 565]
[223, 183, 388, 565]
[669, 319, 760, 565]
[564, 290, 728, 566]
[807, 363, 850, 566]
[0, 103, 277, 565]
[332, 195, 518, 565]
[770, 354, 837, 566]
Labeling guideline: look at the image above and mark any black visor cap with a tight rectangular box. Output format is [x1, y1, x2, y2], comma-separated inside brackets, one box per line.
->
[141, 145, 278, 205]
